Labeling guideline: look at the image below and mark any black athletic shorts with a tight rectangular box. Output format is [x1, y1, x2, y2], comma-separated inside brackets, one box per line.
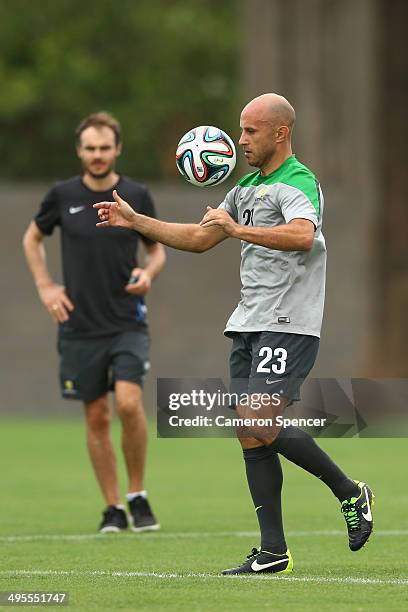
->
[58, 330, 150, 403]
[229, 331, 319, 404]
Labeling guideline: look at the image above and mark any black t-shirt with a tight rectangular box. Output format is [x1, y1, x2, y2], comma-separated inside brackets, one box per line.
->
[34, 175, 157, 339]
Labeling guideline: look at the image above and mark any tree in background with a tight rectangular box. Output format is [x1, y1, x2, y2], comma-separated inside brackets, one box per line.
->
[0, 0, 238, 180]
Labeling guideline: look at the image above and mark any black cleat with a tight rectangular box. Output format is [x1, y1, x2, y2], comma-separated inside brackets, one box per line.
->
[341, 480, 375, 551]
[128, 496, 160, 532]
[222, 548, 293, 575]
[99, 506, 128, 533]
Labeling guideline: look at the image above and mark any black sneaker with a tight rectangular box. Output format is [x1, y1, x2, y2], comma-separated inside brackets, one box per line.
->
[222, 548, 293, 575]
[98, 506, 128, 533]
[341, 480, 375, 551]
[128, 496, 160, 532]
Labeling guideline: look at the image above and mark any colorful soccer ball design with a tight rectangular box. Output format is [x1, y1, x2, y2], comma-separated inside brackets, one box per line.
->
[176, 125, 236, 187]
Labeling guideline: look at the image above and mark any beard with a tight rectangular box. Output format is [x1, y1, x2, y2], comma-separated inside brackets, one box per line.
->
[82, 160, 115, 179]
[251, 147, 277, 171]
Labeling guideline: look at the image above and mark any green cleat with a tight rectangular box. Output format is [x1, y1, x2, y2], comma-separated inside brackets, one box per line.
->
[341, 480, 374, 551]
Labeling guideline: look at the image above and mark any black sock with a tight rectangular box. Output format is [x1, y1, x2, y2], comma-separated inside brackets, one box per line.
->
[270, 427, 359, 501]
[243, 445, 286, 554]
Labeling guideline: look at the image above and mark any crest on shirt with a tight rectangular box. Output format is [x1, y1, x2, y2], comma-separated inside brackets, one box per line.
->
[255, 185, 269, 200]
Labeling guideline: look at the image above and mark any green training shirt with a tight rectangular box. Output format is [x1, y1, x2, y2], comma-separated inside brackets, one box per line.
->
[218, 154, 326, 338]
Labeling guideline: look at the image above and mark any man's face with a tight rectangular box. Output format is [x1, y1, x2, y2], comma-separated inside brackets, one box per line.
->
[76, 126, 121, 179]
[238, 110, 277, 170]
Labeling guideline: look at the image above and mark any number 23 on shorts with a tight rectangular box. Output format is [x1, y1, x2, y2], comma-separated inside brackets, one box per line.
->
[257, 347, 288, 374]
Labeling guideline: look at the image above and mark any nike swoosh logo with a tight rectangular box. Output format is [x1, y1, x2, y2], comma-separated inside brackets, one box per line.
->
[251, 558, 288, 572]
[362, 487, 372, 521]
[265, 378, 285, 385]
[69, 206, 85, 214]
[255, 505, 263, 512]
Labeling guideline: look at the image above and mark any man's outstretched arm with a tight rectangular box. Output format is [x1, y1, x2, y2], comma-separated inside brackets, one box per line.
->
[200, 206, 315, 251]
[93, 190, 227, 253]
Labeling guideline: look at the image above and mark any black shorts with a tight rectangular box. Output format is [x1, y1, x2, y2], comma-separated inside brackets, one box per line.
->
[229, 331, 319, 404]
[58, 330, 150, 403]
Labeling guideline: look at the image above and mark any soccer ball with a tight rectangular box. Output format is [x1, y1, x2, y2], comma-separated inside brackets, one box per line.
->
[176, 125, 236, 187]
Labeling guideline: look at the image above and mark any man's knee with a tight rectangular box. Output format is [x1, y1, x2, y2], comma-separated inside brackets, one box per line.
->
[239, 436, 264, 449]
[235, 411, 282, 444]
[238, 435, 276, 449]
[116, 395, 143, 421]
[235, 395, 288, 443]
[115, 381, 144, 421]
[85, 397, 111, 434]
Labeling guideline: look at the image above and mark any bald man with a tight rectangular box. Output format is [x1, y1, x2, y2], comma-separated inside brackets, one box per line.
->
[93, 94, 374, 574]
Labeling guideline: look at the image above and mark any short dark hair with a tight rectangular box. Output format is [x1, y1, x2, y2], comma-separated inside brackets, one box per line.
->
[75, 111, 122, 145]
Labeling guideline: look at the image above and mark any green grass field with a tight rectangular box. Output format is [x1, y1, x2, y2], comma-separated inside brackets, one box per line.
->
[1, 418, 407, 611]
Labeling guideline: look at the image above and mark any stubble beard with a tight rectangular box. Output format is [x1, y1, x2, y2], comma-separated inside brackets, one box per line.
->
[245, 144, 277, 172]
[258, 146, 277, 174]
[83, 160, 115, 180]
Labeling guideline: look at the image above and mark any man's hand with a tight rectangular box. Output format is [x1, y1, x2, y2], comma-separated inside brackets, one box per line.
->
[199, 207, 238, 236]
[38, 283, 74, 322]
[93, 190, 137, 229]
[125, 268, 152, 295]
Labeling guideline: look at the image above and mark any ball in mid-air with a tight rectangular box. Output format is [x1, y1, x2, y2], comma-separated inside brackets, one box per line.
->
[176, 125, 236, 187]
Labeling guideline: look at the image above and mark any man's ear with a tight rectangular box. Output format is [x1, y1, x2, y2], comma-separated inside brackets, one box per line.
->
[116, 143, 123, 157]
[276, 125, 290, 143]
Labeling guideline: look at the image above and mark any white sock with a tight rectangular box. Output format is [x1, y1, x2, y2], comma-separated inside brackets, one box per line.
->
[126, 490, 147, 502]
[114, 504, 125, 510]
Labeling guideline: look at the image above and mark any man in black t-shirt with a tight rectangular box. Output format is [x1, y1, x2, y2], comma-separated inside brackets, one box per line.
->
[23, 112, 166, 533]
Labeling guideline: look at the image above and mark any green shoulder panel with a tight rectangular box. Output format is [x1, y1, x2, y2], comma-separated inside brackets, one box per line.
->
[279, 164, 321, 218]
[236, 157, 320, 217]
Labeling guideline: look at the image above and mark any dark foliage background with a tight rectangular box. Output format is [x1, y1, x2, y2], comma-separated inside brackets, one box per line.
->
[0, 0, 238, 180]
